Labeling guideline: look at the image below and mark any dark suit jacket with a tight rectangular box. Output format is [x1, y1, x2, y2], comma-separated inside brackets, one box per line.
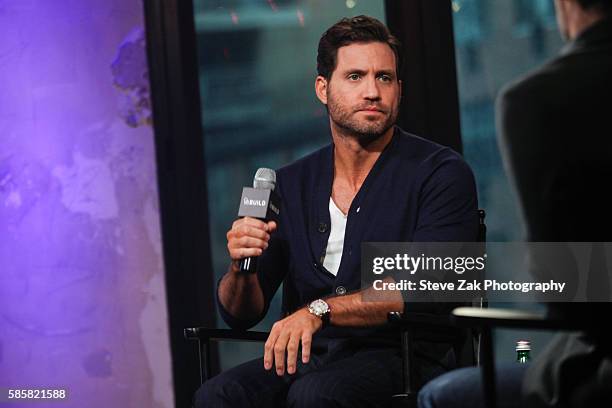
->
[497, 18, 612, 244]
[496, 17, 612, 408]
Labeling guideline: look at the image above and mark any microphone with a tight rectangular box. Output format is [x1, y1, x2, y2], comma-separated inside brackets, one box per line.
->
[237, 168, 280, 273]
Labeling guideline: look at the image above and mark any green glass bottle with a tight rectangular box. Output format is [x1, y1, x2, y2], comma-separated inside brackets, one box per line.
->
[516, 340, 531, 363]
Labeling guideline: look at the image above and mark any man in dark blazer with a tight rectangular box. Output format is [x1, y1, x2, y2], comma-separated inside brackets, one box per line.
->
[418, 1, 612, 407]
[498, 0, 612, 248]
[498, 0, 612, 406]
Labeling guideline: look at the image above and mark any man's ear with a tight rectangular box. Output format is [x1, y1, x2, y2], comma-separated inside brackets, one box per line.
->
[315, 76, 328, 105]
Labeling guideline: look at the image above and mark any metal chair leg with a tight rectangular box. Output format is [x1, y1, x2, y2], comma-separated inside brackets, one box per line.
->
[197, 338, 212, 384]
[391, 328, 417, 408]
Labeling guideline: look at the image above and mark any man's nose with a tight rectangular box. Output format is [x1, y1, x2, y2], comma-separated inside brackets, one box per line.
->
[363, 77, 381, 100]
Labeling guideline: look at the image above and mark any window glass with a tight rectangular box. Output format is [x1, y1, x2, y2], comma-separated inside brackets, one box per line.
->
[453, 0, 562, 241]
[452, 0, 563, 360]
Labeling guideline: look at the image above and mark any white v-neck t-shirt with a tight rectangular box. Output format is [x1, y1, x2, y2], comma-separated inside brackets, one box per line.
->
[322, 197, 348, 276]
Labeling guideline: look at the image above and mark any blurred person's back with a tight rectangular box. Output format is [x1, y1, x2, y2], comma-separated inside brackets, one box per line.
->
[498, 13, 612, 244]
[496, 1, 612, 406]
[498, 3, 612, 320]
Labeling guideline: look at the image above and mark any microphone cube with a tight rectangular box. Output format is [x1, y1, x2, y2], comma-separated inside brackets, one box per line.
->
[238, 187, 280, 222]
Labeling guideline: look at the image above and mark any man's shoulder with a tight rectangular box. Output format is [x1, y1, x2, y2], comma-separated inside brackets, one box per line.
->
[274, 128, 469, 185]
[393, 127, 466, 168]
[498, 42, 611, 107]
[498, 56, 567, 107]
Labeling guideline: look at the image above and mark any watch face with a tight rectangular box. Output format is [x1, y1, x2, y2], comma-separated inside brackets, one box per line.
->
[310, 299, 329, 316]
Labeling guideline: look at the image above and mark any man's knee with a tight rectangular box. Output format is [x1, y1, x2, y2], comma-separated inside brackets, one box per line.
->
[417, 365, 525, 408]
[417, 376, 445, 408]
[193, 375, 249, 408]
[286, 375, 347, 408]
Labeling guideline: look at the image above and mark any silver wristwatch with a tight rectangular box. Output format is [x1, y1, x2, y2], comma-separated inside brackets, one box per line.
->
[307, 299, 330, 326]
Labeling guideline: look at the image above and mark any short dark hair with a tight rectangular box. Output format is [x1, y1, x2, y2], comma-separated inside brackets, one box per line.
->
[317, 15, 402, 80]
[577, 0, 612, 12]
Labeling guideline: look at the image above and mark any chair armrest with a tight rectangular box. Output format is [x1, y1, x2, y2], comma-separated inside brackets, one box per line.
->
[184, 327, 269, 384]
[184, 327, 269, 343]
[451, 306, 584, 331]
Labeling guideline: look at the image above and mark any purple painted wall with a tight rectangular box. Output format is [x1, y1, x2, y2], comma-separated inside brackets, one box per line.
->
[0, 1, 173, 406]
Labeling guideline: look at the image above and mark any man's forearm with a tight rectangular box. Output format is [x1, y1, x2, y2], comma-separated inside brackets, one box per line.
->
[326, 288, 404, 327]
[218, 261, 265, 321]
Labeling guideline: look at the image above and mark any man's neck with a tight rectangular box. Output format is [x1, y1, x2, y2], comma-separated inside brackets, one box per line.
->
[568, 6, 607, 39]
[331, 125, 394, 191]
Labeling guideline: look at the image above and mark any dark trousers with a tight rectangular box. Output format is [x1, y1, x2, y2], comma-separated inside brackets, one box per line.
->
[194, 340, 403, 408]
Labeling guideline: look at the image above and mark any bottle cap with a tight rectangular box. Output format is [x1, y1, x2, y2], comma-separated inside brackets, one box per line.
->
[516, 340, 531, 351]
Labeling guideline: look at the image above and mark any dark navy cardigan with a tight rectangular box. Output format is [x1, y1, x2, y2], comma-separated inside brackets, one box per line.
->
[219, 127, 478, 343]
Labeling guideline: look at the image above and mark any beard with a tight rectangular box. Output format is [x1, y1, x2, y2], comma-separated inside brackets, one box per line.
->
[326, 89, 399, 145]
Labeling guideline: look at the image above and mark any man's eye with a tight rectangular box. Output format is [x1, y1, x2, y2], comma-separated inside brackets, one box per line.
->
[378, 75, 392, 82]
[348, 74, 361, 81]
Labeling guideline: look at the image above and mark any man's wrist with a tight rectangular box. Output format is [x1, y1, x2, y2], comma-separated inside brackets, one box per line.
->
[307, 299, 331, 327]
[229, 260, 241, 273]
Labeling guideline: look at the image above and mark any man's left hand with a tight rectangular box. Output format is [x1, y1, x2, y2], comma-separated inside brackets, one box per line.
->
[263, 307, 322, 376]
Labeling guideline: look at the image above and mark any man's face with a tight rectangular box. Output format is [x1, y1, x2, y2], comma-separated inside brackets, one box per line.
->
[318, 42, 401, 143]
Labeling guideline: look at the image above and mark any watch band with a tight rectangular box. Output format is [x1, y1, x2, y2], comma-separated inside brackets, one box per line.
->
[321, 308, 330, 328]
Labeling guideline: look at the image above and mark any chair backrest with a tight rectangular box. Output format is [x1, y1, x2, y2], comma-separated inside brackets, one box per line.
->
[476, 209, 487, 307]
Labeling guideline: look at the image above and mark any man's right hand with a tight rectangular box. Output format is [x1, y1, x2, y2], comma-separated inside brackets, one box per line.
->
[227, 217, 277, 270]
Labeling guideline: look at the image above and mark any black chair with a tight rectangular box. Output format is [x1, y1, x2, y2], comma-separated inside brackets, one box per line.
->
[184, 313, 481, 408]
[185, 209, 487, 408]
